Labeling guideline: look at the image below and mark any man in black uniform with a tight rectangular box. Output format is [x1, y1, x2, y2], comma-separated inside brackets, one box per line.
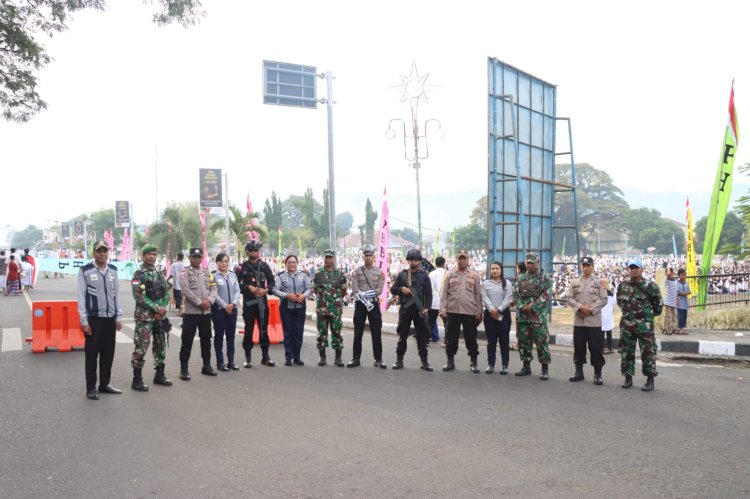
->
[236, 241, 276, 368]
[390, 249, 433, 371]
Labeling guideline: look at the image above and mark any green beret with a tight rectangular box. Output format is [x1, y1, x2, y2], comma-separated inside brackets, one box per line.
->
[141, 244, 158, 255]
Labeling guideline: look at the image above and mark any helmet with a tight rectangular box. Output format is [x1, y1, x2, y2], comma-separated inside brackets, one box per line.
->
[405, 249, 422, 261]
[245, 241, 262, 252]
[361, 244, 375, 255]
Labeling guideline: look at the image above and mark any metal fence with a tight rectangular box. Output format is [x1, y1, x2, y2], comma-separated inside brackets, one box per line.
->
[686, 273, 750, 308]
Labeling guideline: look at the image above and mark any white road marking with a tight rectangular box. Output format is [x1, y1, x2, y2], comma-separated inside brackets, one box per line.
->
[1, 328, 23, 352]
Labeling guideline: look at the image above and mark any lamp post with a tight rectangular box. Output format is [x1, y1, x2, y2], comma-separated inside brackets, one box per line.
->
[386, 62, 442, 250]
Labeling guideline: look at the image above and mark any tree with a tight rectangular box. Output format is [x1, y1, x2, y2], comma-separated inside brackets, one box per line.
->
[364, 198, 377, 245]
[140, 201, 206, 258]
[263, 191, 282, 250]
[451, 223, 486, 251]
[734, 163, 750, 257]
[9, 224, 42, 248]
[623, 208, 685, 254]
[694, 211, 745, 255]
[470, 195, 488, 230]
[391, 227, 420, 244]
[336, 211, 353, 236]
[0, 0, 205, 122]
[555, 163, 630, 250]
[209, 204, 266, 261]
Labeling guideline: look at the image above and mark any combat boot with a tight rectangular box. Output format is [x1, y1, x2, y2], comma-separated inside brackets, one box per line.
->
[540, 363, 549, 380]
[442, 355, 455, 372]
[346, 358, 361, 368]
[333, 349, 345, 367]
[201, 361, 217, 376]
[180, 366, 191, 381]
[392, 355, 404, 370]
[569, 363, 585, 382]
[515, 361, 531, 376]
[318, 348, 327, 367]
[642, 376, 655, 392]
[420, 356, 433, 372]
[243, 350, 252, 368]
[469, 356, 480, 374]
[131, 368, 149, 392]
[622, 375, 633, 389]
[485, 364, 495, 374]
[593, 367, 603, 386]
[373, 359, 387, 369]
[261, 349, 275, 367]
[153, 365, 173, 386]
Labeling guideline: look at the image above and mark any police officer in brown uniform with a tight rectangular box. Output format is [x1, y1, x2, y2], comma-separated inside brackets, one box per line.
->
[565, 256, 608, 385]
[347, 244, 387, 368]
[440, 250, 483, 373]
[178, 247, 218, 380]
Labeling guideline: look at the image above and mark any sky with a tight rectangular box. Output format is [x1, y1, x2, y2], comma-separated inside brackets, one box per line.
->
[1, 0, 749, 241]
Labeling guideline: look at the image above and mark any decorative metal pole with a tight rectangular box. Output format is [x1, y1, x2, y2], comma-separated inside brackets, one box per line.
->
[386, 62, 442, 249]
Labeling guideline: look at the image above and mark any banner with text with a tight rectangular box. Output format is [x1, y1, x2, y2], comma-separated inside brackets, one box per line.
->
[37, 258, 139, 280]
[115, 201, 131, 228]
[199, 168, 224, 215]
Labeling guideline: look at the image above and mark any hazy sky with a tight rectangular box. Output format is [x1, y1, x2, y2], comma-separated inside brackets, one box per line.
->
[1, 0, 748, 235]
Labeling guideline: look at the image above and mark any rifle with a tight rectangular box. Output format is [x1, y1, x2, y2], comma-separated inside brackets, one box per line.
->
[255, 268, 267, 342]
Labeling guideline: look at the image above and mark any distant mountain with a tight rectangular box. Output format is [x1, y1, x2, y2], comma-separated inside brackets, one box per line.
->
[620, 184, 749, 223]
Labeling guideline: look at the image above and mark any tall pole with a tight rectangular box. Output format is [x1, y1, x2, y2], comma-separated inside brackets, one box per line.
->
[155, 144, 159, 223]
[224, 172, 230, 254]
[412, 114, 423, 249]
[325, 71, 336, 252]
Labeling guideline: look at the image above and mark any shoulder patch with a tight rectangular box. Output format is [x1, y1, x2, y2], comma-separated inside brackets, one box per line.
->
[107, 264, 118, 271]
[81, 263, 95, 272]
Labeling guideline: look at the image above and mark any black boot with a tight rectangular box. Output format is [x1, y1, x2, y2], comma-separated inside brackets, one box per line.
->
[485, 364, 495, 374]
[373, 360, 387, 369]
[569, 363, 584, 382]
[442, 355, 455, 372]
[346, 358, 361, 368]
[318, 348, 327, 367]
[153, 365, 173, 386]
[515, 361, 531, 376]
[420, 357, 433, 372]
[261, 350, 275, 367]
[593, 367, 603, 386]
[334, 349, 344, 367]
[392, 355, 404, 370]
[622, 374, 633, 389]
[131, 368, 149, 391]
[470, 356, 480, 374]
[243, 350, 252, 368]
[642, 376, 655, 392]
[540, 364, 549, 380]
[180, 366, 191, 381]
[201, 361, 218, 376]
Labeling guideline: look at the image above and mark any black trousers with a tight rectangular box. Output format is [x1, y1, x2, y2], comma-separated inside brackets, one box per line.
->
[180, 314, 212, 368]
[446, 313, 479, 358]
[484, 310, 511, 366]
[242, 302, 269, 352]
[85, 316, 116, 390]
[396, 306, 429, 360]
[352, 301, 383, 361]
[573, 325, 605, 370]
[173, 289, 183, 309]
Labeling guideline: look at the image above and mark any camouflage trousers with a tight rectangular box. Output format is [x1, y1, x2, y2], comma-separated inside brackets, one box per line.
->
[131, 321, 167, 369]
[316, 311, 343, 350]
[517, 322, 551, 364]
[620, 324, 658, 377]
[662, 305, 678, 334]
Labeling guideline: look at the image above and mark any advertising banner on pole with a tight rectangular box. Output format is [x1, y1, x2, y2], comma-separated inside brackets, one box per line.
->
[62, 225, 70, 239]
[115, 201, 131, 228]
[199, 168, 224, 215]
[73, 220, 84, 237]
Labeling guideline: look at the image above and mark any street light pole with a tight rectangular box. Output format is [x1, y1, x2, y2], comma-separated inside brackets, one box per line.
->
[319, 70, 336, 251]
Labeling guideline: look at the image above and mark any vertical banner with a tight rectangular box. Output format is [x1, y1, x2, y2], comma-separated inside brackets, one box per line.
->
[672, 234, 678, 259]
[165, 222, 173, 278]
[278, 225, 283, 271]
[73, 220, 84, 237]
[120, 228, 131, 261]
[699, 83, 740, 307]
[62, 224, 70, 239]
[200, 213, 208, 269]
[115, 201, 131, 228]
[199, 168, 223, 215]
[685, 197, 699, 296]
[375, 187, 390, 311]
[433, 228, 441, 264]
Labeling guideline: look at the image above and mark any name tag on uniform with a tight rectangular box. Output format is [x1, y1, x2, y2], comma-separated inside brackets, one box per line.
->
[89, 274, 98, 281]
[217, 278, 225, 285]
[108, 274, 115, 281]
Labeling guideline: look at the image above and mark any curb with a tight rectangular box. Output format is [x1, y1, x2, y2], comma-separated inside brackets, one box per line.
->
[305, 312, 749, 358]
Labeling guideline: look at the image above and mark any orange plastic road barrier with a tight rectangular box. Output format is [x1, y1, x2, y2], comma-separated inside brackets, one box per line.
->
[237, 295, 284, 345]
[25, 301, 85, 353]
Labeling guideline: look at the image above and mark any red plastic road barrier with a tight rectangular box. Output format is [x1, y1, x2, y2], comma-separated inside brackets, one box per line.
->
[25, 301, 85, 353]
[238, 295, 284, 345]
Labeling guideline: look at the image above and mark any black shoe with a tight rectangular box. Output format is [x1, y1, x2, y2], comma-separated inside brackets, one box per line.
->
[227, 362, 240, 370]
[153, 365, 173, 386]
[594, 375, 603, 386]
[540, 365, 549, 381]
[285, 359, 293, 366]
[243, 359, 252, 368]
[515, 363, 531, 376]
[346, 359, 361, 368]
[500, 365, 508, 375]
[333, 349, 344, 367]
[622, 375, 633, 389]
[485, 365, 494, 374]
[132, 368, 149, 391]
[261, 356, 275, 367]
[374, 360, 387, 369]
[420, 361, 433, 372]
[180, 369, 191, 381]
[201, 365, 217, 376]
[218, 364, 230, 372]
[98, 384, 122, 394]
[392, 358, 404, 370]
[569, 371, 585, 382]
[442, 362, 455, 372]
[294, 359, 305, 366]
[642, 377, 654, 392]
[87, 389, 100, 400]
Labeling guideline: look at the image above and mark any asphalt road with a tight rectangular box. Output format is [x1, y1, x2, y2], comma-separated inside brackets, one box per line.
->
[1, 277, 748, 498]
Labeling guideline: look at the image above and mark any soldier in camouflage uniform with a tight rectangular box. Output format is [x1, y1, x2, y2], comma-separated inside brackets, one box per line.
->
[616, 258, 663, 392]
[313, 249, 348, 367]
[512, 252, 553, 380]
[130, 244, 173, 392]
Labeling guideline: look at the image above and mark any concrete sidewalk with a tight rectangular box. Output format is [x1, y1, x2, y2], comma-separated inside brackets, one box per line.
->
[305, 306, 750, 357]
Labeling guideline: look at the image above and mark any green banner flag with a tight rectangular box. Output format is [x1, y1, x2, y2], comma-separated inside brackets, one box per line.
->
[698, 83, 740, 308]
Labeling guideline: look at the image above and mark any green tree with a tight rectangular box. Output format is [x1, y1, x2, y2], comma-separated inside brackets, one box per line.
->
[451, 223, 486, 251]
[263, 191, 283, 250]
[623, 207, 685, 254]
[0, 0, 205, 122]
[470, 195, 488, 229]
[209, 205, 266, 261]
[364, 198, 378, 245]
[734, 163, 750, 257]
[391, 227, 420, 244]
[9, 224, 42, 249]
[139, 202, 206, 258]
[694, 211, 745, 255]
[336, 211, 353, 236]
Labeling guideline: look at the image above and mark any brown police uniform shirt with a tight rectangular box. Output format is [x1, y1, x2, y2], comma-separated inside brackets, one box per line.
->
[350, 265, 385, 295]
[440, 268, 482, 316]
[179, 266, 218, 315]
[565, 275, 608, 327]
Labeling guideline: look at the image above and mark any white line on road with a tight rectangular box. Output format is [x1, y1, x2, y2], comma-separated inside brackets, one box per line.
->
[1, 328, 23, 352]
